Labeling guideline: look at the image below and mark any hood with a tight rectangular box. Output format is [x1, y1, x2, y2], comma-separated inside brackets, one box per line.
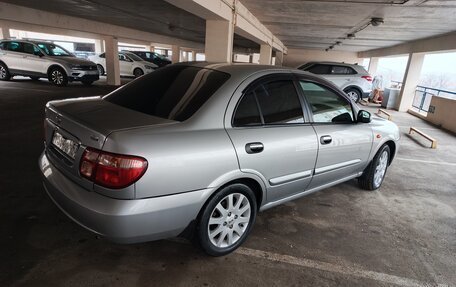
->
[51, 56, 97, 66]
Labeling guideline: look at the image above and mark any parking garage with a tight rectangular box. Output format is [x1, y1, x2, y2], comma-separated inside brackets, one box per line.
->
[1, 1, 455, 286]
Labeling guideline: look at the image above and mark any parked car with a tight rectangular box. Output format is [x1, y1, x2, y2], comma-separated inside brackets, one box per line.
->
[128, 50, 172, 67]
[0, 39, 99, 86]
[89, 51, 158, 78]
[39, 63, 399, 256]
[298, 61, 372, 102]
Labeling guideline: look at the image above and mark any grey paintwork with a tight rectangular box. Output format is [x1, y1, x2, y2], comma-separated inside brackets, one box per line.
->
[39, 63, 400, 243]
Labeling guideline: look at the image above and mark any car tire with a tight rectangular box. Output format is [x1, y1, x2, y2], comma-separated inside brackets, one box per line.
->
[82, 80, 94, 86]
[48, 67, 68, 87]
[29, 76, 40, 81]
[197, 183, 257, 256]
[97, 64, 105, 76]
[345, 88, 361, 103]
[358, 144, 390, 190]
[0, 62, 11, 81]
[133, 68, 144, 78]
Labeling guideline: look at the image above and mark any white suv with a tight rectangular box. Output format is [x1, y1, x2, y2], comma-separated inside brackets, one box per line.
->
[0, 39, 99, 86]
[89, 51, 157, 78]
[298, 62, 372, 102]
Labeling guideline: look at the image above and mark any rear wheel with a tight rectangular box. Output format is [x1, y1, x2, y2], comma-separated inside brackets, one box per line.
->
[97, 64, 105, 76]
[359, 145, 390, 190]
[0, 62, 11, 81]
[197, 183, 257, 256]
[48, 67, 68, 86]
[345, 88, 361, 103]
[133, 68, 144, 78]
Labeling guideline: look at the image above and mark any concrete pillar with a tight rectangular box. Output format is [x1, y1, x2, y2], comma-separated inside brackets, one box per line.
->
[259, 44, 272, 65]
[171, 45, 180, 63]
[94, 39, 104, 54]
[275, 51, 284, 66]
[103, 36, 121, 86]
[396, 53, 425, 112]
[205, 20, 233, 62]
[190, 51, 195, 61]
[149, 45, 155, 52]
[0, 26, 10, 39]
[368, 57, 379, 75]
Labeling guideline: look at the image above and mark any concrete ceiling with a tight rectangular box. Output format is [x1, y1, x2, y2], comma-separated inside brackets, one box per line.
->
[241, 0, 456, 52]
[2, 0, 456, 53]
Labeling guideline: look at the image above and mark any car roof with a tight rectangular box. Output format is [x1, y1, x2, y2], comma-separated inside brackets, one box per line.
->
[173, 62, 310, 78]
[303, 61, 359, 66]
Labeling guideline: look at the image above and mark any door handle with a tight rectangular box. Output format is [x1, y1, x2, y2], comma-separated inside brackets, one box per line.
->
[320, 135, 332, 145]
[245, 142, 264, 154]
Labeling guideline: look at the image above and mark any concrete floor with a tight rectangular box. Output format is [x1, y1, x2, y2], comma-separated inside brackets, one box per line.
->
[1, 78, 455, 287]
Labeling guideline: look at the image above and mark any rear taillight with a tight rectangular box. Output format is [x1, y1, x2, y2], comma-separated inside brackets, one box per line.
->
[362, 75, 373, 82]
[80, 147, 148, 189]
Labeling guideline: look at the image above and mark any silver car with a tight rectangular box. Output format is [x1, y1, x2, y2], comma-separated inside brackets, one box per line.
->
[298, 61, 373, 102]
[39, 63, 400, 256]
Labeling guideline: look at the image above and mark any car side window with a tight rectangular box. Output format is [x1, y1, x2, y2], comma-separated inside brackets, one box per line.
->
[306, 64, 331, 75]
[23, 43, 35, 55]
[299, 81, 354, 124]
[233, 79, 305, 127]
[99, 53, 105, 58]
[233, 91, 262, 127]
[331, 65, 357, 75]
[6, 41, 23, 53]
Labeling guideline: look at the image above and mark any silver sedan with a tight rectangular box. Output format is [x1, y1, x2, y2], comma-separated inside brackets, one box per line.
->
[39, 63, 400, 256]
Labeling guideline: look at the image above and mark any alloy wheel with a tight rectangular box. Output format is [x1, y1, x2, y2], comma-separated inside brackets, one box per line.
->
[51, 70, 64, 85]
[0, 66, 6, 79]
[347, 91, 359, 102]
[208, 193, 251, 248]
[374, 150, 388, 188]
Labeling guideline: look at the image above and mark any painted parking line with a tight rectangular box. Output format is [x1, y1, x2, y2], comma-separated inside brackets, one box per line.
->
[396, 157, 456, 167]
[236, 247, 449, 287]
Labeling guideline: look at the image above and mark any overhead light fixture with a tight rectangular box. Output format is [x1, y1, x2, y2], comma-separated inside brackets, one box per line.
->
[347, 33, 356, 39]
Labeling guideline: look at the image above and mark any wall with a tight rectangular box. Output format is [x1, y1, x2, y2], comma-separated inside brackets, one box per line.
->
[283, 48, 362, 68]
[425, 97, 456, 134]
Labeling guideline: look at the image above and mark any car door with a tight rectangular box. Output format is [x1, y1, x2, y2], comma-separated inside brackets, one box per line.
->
[297, 79, 373, 189]
[119, 54, 133, 76]
[3, 41, 26, 71]
[21, 43, 47, 75]
[225, 74, 318, 203]
[324, 65, 357, 89]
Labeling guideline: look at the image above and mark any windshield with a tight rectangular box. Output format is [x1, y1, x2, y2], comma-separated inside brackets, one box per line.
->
[37, 43, 72, 56]
[104, 65, 230, 121]
[125, 52, 144, 62]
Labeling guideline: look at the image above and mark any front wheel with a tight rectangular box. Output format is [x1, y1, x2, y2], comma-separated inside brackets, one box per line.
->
[96, 64, 105, 76]
[197, 183, 257, 256]
[0, 62, 11, 81]
[133, 68, 144, 78]
[359, 145, 390, 190]
[48, 67, 68, 86]
[345, 88, 361, 103]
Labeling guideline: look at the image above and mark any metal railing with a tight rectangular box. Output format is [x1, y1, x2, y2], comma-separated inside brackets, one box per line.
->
[412, 86, 456, 113]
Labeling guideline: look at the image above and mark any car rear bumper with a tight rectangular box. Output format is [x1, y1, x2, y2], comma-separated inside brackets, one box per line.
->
[39, 151, 209, 243]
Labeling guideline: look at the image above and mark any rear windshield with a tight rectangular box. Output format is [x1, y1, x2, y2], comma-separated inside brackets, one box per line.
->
[104, 65, 230, 121]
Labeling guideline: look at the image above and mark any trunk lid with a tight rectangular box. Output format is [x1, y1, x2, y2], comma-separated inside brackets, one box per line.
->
[44, 96, 175, 192]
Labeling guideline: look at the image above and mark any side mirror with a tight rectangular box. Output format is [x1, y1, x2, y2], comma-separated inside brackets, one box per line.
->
[357, 110, 371, 123]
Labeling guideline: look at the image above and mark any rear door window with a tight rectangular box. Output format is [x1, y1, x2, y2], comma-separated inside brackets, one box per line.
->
[6, 41, 23, 53]
[331, 65, 357, 75]
[105, 65, 230, 121]
[233, 79, 305, 127]
[305, 64, 331, 75]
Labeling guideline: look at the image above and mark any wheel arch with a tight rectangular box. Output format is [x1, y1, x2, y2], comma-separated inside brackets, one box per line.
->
[343, 85, 363, 95]
[47, 64, 67, 76]
[384, 140, 396, 165]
